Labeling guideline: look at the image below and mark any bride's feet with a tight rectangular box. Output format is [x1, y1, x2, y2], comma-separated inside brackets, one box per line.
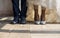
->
[40, 21, 46, 25]
[34, 21, 40, 25]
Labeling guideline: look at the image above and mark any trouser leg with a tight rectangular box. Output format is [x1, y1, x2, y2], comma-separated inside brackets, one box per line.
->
[19, 0, 27, 24]
[20, 0, 27, 18]
[12, 0, 20, 21]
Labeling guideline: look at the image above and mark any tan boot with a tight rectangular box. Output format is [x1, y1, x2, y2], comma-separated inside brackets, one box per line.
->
[40, 6, 46, 25]
[34, 5, 40, 24]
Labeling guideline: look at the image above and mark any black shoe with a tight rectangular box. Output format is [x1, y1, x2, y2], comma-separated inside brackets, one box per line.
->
[19, 18, 26, 24]
[10, 21, 19, 24]
[10, 17, 19, 24]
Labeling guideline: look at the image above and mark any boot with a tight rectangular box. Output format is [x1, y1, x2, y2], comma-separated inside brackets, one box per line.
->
[40, 6, 46, 25]
[34, 5, 40, 24]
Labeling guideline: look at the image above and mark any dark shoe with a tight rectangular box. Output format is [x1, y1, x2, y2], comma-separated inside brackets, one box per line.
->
[10, 21, 19, 24]
[10, 17, 19, 24]
[19, 18, 26, 24]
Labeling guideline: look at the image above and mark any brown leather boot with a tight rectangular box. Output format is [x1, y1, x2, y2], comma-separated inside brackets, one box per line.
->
[40, 6, 46, 25]
[34, 5, 40, 24]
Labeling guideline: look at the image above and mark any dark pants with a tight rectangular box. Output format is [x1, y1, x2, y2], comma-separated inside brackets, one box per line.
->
[12, 0, 27, 21]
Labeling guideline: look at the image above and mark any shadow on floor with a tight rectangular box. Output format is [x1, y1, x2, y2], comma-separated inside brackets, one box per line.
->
[0, 17, 60, 33]
[0, 29, 60, 34]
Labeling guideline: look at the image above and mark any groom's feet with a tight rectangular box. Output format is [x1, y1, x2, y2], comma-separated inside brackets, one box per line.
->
[10, 18, 26, 24]
[10, 20, 19, 24]
[10, 17, 19, 24]
[19, 18, 26, 24]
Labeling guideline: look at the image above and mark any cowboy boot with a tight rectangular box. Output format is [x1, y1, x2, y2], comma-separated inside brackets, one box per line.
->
[34, 5, 40, 24]
[40, 6, 46, 25]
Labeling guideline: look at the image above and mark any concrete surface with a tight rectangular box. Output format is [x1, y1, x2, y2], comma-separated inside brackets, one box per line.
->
[0, 17, 60, 38]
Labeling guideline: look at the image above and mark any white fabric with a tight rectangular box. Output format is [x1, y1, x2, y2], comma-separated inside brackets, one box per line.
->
[27, 0, 47, 7]
[27, 0, 55, 9]
[56, 0, 60, 17]
[56, 0, 60, 22]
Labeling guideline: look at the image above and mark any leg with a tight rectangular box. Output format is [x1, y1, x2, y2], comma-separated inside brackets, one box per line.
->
[20, 0, 27, 18]
[34, 5, 40, 24]
[19, 0, 27, 24]
[11, 0, 20, 24]
[40, 6, 46, 24]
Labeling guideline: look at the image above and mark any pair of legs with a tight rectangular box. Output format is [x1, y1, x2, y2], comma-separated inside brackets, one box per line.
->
[11, 0, 27, 24]
[34, 5, 46, 24]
